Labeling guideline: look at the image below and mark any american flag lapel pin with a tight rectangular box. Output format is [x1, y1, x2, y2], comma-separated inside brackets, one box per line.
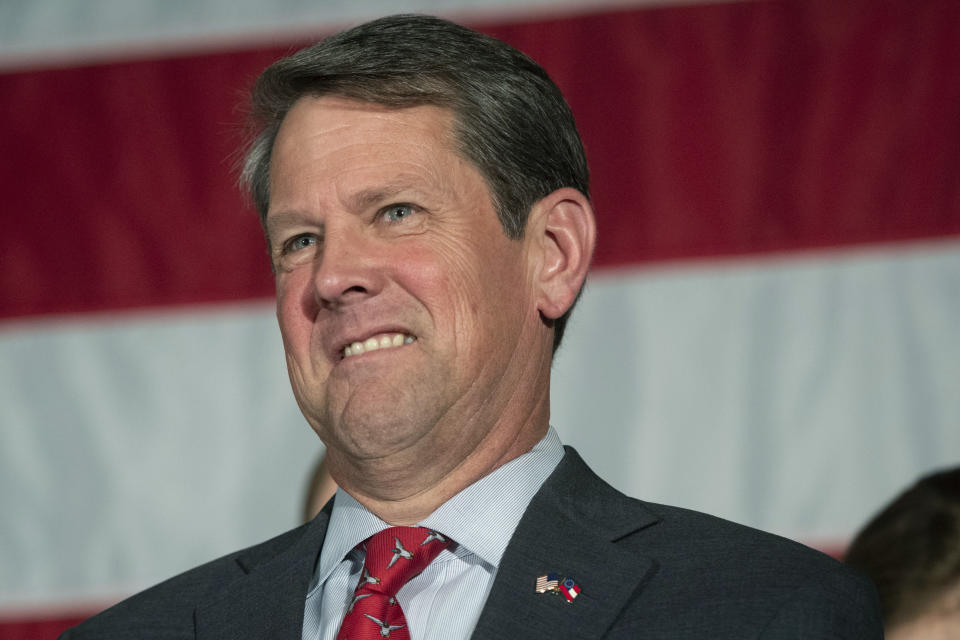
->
[535, 573, 560, 594]
[535, 573, 580, 602]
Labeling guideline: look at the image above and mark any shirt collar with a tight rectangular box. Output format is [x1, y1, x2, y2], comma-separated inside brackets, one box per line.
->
[311, 427, 564, 589]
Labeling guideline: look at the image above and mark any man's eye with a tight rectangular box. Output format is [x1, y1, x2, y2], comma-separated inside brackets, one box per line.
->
[382, 204, 416, 223]
[284, 234, 317, 253]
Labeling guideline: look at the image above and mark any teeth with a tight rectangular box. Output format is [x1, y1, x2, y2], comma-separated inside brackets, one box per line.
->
[343, 333, 415, 359]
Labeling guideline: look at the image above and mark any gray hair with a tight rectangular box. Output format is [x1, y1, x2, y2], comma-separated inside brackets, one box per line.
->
[241, 14, 590, 351]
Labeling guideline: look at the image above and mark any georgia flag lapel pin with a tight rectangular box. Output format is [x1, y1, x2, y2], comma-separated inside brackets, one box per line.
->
[558, 576, 581, 602]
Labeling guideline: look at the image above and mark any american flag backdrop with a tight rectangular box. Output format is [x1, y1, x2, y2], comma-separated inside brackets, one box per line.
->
[1, 0, 959, 636]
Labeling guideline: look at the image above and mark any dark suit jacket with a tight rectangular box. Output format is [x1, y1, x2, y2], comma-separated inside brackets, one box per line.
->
[63, 447, 882, 639]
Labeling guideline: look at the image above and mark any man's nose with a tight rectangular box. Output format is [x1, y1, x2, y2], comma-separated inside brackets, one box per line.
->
[312, 225, 383, 308]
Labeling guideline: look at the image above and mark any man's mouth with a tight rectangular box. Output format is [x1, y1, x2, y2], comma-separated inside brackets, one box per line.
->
[342, 333, 416, 359]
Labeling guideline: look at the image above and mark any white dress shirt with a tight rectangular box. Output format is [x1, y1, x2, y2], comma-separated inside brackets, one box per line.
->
[301, 427, 565, 640]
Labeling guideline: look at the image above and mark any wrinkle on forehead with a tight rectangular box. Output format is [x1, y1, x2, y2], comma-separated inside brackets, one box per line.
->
[268, 96, 478, 220]
[276, 96, 455, 150]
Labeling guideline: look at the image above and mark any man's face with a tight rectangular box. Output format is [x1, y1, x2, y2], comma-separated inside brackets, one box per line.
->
[266, 96, 548, 480]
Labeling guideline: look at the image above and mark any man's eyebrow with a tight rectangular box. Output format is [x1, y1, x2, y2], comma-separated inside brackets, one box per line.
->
[264, 182, 422, 235]
[264, 210, 318, 242]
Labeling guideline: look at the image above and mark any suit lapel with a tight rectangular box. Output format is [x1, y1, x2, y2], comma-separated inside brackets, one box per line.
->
[194, 504, 332, 640]
[472, 448, 660, 640]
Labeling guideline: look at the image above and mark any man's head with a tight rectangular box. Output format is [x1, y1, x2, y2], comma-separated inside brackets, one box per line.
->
[845, 467, 960, 639]
[242, 14, 590, 352]
[242, 15, 595, 516]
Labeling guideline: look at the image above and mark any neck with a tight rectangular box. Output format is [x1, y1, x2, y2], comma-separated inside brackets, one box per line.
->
[330, 391, 551, 525]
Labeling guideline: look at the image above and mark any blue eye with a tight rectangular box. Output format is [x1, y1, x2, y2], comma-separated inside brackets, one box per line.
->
[383, 204, 415, 222]
[285, 234, 317, 253]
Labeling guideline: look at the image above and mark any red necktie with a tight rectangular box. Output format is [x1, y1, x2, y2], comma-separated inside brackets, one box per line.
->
[336, 526, 451, 640]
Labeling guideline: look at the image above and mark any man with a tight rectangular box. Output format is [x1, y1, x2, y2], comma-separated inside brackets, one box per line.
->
[64, 14, 881, 639]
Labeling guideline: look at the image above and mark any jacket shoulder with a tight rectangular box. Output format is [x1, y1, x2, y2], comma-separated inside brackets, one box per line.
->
[545, 449, 881, 637]
[615, 501, 882, 637]
[60, 522, 312, 640]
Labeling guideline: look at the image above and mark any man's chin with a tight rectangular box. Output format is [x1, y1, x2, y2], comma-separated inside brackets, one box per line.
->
[320, 410, 435, 460]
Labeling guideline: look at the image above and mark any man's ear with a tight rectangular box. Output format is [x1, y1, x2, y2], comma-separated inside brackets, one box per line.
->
[526, 187, 596, 321]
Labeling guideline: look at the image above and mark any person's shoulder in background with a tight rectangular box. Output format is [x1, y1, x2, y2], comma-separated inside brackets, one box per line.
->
[845, 466, 960, 639]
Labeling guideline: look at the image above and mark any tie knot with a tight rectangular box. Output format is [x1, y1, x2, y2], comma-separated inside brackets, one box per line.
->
[356, 527, 451, 597]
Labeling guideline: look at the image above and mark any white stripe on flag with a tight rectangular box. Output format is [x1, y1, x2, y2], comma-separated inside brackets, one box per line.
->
[0, 0, 696, 68]
[0, 302, 320, 608]
[552, 240, 960, 543]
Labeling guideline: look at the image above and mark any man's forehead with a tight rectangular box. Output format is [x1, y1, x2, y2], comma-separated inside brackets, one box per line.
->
[276, 95, 456, 145]
[269, 96, 460, 188]
[266, 96, 479, 215]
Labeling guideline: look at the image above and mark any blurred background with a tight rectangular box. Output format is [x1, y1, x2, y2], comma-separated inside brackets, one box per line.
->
[1, 0, 958, 635]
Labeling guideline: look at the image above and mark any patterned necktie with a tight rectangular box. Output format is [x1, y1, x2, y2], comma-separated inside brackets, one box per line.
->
[336, 526, 451, 640]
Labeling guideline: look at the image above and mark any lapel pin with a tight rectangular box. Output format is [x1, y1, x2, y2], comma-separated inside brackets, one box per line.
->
[535, 573, 580, 602]
[535, 573, 560, 594]
[559, 576, 581, 602]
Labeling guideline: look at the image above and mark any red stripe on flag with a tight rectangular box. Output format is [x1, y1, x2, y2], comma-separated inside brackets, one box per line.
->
[0, 615, 89, 639]
[2, 0, 959, 320]
[1, 47, 285, 320]
[484, 1, 960, 265]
